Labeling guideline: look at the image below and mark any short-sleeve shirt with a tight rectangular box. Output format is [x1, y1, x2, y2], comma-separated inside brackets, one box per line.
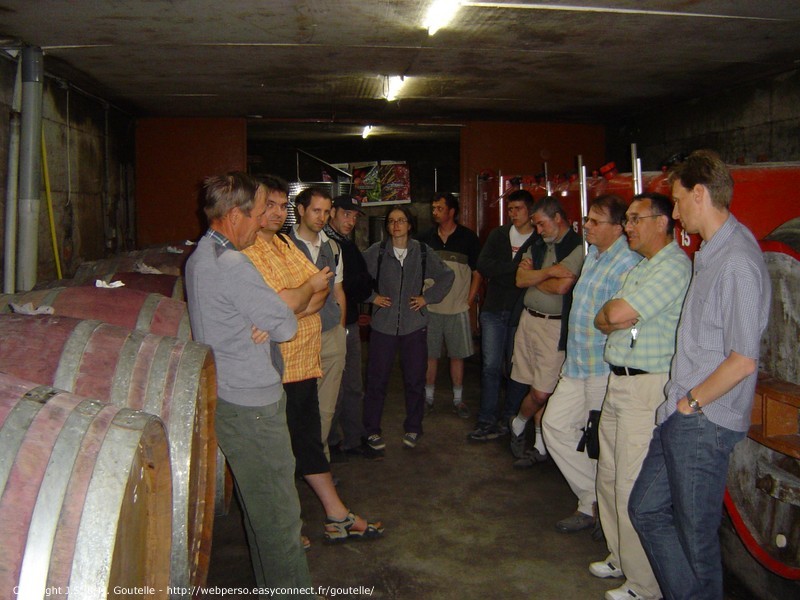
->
[523, 243, 584, 315]
[563, 235, 641, 379]
[659, 215, 771, 431]
[243, 234, 323, 383]
[418, 224, 481, 314]
[603, 240, 691, 373]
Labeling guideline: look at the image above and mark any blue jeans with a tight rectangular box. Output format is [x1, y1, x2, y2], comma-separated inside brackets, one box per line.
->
[629, 411, 745, 600]
[478, 310, 522, 425]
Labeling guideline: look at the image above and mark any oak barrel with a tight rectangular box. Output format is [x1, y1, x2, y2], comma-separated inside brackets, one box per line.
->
[107, 272, 185, 300]
[0, 373, 172, 599]
[0, 286, 191, 339]
[72, 244, 194, 282]
[0, 314, 217, 590]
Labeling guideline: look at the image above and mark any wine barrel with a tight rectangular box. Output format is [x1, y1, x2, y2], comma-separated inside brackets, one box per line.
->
[214, 447, 234, 517]
[722, 238, 800, 597]
[0, 286, 191, 339]
[72, 245, 194, 282]
[0, 314, 216, 591]
[108, 272, 185, 300]
[0, 373, 172, 599]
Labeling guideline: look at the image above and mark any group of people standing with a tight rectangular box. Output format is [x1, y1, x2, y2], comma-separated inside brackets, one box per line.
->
[464, 150, 770, 600]
[185, 148, 770, 600]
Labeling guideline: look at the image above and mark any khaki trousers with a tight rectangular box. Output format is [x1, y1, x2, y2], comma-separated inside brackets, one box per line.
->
[596, 372, 666, 600]
[318, 324, 346, 460]
[542, 374, 609, 516]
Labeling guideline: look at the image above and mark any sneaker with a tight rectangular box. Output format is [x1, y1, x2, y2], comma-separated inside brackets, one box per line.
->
[604, 585, 645, 600]
[453, 402, 470, 419]
[366, 434, 386, 451]
[589, 560, 624, 579]
[467, 422, 495, 442]
[512, 448, 548, 469]
[509, 424, 527, 458]
[555, 511, 596, 533]
[402, 432, 421, 448]
[494, 420, 510, 437]
[361, 444, 385, 461]
[425, 399, 435, 415]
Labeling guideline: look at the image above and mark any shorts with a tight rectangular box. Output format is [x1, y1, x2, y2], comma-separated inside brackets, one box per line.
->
[510, 310, 565, 393]
[426, 311, 474, 359]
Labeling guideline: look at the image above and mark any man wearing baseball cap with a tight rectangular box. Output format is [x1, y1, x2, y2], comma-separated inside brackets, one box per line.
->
[325, 195, 377, 458]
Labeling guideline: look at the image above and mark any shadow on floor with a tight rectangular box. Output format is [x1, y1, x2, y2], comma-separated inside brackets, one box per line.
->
[204, 353, 752, 599]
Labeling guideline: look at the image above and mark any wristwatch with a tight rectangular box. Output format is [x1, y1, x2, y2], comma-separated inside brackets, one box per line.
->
[686, 389, 702, 412]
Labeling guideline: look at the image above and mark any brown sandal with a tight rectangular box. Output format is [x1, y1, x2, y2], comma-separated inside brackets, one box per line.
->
[323, 511, 384, 543]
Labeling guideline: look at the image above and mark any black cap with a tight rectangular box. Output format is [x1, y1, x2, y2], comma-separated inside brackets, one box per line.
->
[332, 195, 365, 214]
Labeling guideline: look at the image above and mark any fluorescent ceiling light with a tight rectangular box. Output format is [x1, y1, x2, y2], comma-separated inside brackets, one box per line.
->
[362, 125, 374, 139]
[423, 0, 462, 35]
[385, 76, 406, 101]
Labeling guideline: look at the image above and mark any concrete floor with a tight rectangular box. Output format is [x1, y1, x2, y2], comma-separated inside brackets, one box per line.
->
[203, 352, 756, 599]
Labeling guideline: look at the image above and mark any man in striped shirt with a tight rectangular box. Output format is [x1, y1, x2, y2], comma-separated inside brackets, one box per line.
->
[591, 193, 692, 600]
[542, 195, 640, 534]
[630, 150, 771, 600]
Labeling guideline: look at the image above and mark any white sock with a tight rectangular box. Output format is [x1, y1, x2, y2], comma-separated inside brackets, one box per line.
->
[453, 386, 463, 404]
[534, 426, 547, 454]
[511, 415, 528, 437]
[425, 384, 434, 403]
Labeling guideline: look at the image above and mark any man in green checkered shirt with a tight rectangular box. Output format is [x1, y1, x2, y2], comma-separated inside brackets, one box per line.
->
[589, 193, 691, 600]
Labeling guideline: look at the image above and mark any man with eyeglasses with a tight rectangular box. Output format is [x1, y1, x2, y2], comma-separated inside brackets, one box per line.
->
[589, 193, 691, 600]
[629, 151, 770, 600]
[541, 195, 640, 535]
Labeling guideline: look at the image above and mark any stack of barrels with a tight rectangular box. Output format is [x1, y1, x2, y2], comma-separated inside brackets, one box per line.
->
[0, 243, 222, 599]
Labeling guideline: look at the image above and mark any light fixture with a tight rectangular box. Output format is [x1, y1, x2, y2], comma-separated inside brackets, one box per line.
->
[423, 0, 462, 35]
[385, 75, 406, 101]
[362, 125, 373, 139]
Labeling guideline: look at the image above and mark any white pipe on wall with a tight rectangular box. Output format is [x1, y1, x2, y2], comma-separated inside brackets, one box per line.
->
[3, 54, 22, 293]
[16, 46, 44, 291]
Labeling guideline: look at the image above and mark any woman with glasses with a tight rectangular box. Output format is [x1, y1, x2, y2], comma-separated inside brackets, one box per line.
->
[362, 205, 454, 453]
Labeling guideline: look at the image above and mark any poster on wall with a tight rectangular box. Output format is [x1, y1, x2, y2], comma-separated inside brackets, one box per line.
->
[350, 162, 382, 204]
[379, 161, 411, 204]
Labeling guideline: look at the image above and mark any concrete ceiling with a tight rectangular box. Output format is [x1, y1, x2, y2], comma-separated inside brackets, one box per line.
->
[1, 1, 799, 142]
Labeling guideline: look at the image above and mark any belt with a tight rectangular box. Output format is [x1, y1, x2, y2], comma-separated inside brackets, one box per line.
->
[610, 365, 649, 376]
[526, 308, 562, 320]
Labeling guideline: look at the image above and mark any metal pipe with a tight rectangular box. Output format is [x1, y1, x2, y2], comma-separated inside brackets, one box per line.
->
[3, 54, 22, 293]
[631, 143, 643, 195]
[103, 103, 114, 251]
[544, 161, 552, 195]
[578, 155, 589, 255]
[16, 46, 43, 291]
[295, 148, 352, 179]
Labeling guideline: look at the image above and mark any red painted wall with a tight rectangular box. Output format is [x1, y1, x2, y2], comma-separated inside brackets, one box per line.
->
[459, 121, 606, 237]
[135, 118, 247, 247]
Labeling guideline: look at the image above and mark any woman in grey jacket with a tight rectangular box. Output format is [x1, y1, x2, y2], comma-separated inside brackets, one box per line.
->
[362, 206, 454, 452]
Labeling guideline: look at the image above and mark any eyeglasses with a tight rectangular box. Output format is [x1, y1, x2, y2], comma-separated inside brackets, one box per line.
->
[621, 214, 661, 227]
[387, 218, 408, 225]
[582, 216, 613, 226]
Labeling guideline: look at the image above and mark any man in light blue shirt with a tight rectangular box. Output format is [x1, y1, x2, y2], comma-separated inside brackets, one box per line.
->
[542, 195, 640, 534]
[630, 150, 771, 600]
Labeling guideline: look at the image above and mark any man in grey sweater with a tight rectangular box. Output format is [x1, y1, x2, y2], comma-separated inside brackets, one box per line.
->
[185, 172, 311, 595]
